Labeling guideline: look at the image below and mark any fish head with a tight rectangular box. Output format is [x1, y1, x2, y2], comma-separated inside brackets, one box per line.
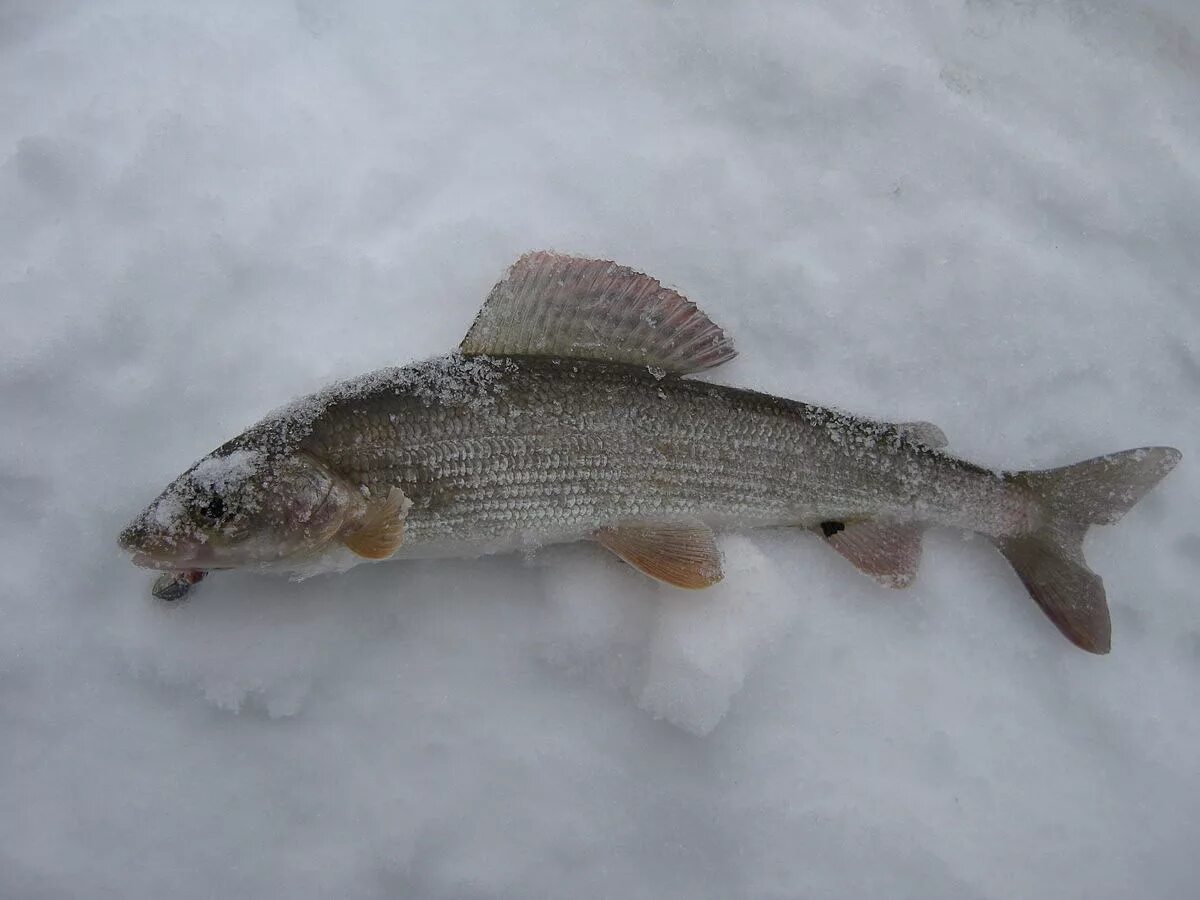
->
[119, 448, 356, 571]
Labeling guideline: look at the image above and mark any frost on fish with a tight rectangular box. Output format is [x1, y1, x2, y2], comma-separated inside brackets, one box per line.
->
[189, 449, 261, 493]
[120, 252, 1181, 654]
[140, 449, 269, 543]
[249, 354, 515, 450]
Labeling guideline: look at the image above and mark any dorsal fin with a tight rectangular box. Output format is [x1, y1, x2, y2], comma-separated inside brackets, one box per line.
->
[460, 251, 737, 374]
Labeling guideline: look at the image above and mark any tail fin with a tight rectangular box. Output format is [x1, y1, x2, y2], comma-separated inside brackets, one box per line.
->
[999, 447, 1181, 654]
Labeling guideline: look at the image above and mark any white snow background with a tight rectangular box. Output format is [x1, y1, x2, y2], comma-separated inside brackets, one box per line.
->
[3, 1, 1199, 897]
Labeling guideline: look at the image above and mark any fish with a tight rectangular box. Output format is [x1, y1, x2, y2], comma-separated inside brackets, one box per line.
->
[119, 251, 1181, 652]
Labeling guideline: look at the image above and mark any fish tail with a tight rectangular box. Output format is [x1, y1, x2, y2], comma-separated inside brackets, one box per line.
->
[997, 446, 1181, 654]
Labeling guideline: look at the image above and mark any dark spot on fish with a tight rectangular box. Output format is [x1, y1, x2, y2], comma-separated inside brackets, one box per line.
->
[202, 494, 225, 522]
[820, 520, 845, 538]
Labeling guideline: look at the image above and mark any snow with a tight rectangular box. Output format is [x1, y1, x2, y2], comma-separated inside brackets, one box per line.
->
[2, 1, 1198, 897]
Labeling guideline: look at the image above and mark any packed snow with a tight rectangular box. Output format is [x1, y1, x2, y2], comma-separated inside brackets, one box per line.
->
[3, 1, 1199, 898]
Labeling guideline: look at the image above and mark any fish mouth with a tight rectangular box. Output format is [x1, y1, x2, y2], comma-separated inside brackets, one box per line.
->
[120, 516, 220, 571]
[128, 542, 220, 571]
[130, 550, 187, 571]
[129, 551, 231, 574]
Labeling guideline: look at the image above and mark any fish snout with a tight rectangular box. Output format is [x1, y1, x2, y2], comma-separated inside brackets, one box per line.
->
[119, 513, 212, 570]
[118, 519, 148, 553]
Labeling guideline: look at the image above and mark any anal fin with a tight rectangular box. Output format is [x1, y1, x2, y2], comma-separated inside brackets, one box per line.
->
[814, 520, 923, 588]
[595, 522, 724, 589]
[343, 487, 411, 560]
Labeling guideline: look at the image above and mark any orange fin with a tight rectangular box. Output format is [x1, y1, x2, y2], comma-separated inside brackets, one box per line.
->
[461, 251, 737, 374]
[595, 522, 724, 589]
[815, 520, 923, 588]
[343, 487, 410, 559]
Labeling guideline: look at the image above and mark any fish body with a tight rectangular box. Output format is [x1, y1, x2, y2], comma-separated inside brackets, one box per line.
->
[120, 252, 1181, 653]
[262, 354, 1018, 559]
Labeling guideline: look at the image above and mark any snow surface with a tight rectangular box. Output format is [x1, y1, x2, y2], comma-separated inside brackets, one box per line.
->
[3, 1, 1199, 897]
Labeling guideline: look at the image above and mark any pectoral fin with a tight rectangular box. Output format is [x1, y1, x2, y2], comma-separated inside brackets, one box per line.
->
[343, 487, 411, 559]
[595, 522, 724, 589]
[814, 520, 923, 588]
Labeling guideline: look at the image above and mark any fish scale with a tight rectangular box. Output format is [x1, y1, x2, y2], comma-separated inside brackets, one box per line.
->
[295, 355, 1007, 550]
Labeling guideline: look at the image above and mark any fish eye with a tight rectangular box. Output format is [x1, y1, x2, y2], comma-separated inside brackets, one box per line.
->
[200, 493, 226, 523]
